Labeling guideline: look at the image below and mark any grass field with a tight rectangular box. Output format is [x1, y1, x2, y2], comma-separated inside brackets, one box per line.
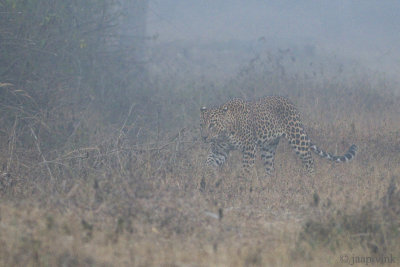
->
[0, 45, 399, 266]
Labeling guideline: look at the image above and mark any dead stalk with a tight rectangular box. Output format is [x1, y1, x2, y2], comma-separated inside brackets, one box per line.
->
[6, 115, 18, 173]
[30, 127, 54, 181]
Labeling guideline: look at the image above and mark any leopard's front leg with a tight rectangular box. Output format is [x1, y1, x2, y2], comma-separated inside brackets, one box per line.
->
[240, 144, 257, 179]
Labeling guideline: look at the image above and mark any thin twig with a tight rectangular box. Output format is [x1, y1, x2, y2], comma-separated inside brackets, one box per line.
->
[115, 102, 137, 175]
[30, 127, 54, 181]
[7, 115, 18, 173]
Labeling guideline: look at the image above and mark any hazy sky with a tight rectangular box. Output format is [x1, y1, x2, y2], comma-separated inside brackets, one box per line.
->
[146, 1, 400, 79]
[148, 1, 400, 51]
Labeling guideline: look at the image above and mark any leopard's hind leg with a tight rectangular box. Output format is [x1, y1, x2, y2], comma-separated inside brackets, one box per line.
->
[285, 122, 314, 174]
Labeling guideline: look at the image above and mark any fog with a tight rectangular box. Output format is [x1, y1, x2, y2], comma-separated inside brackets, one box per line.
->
[148, 0, 400, 78]
[1, 1, 400, 264]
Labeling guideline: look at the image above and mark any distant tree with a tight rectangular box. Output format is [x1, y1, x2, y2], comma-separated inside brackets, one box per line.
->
[117, 0, 149, 64]
[107, 0, 150, 106]
[0, 0, 151, 149]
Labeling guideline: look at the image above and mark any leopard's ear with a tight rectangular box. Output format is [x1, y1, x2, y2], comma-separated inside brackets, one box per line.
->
[222, 106, 228, 112]
[200, 106, 207, 112]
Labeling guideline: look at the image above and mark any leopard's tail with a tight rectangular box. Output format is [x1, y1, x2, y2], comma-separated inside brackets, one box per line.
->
[310, 143, 357, 162]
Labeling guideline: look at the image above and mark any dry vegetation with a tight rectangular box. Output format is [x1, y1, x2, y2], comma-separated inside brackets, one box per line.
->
[1, 2, 400, 266]
[1, 47, 400, 266]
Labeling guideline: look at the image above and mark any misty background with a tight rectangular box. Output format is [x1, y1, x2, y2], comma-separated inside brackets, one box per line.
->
[1, 0, 399, 171]
[147, 1, 400, 79]
[1, 0, 399, 162]
[1, 1, 400, 265]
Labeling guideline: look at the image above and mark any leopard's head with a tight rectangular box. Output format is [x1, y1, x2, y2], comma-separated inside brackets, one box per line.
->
[200, 105, 230, 143]
[200, 99, 245, 143]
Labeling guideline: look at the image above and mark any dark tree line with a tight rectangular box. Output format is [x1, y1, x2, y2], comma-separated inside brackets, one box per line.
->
[0, 0, 149, 149]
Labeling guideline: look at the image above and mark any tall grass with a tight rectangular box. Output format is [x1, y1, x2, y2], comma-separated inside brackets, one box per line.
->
[0, 43, 399, 266]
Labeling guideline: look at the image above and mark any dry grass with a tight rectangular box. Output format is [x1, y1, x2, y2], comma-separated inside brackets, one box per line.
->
[1, 48, 400, 266]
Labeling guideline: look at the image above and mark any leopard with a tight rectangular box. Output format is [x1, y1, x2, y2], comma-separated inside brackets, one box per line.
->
[200, 96, 357, 176]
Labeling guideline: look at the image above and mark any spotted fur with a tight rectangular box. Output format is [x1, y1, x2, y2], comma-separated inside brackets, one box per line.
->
[200, 96, 357, 176]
